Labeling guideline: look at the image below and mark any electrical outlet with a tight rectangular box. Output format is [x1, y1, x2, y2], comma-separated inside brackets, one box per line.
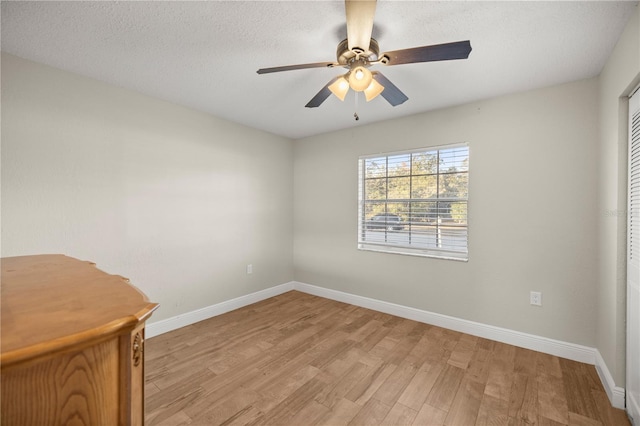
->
[530, 291, 542, 306]
[246, 264, 253, 274]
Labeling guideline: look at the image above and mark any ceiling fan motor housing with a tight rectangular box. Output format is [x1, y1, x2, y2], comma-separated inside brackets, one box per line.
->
[337, 38, 379, 66]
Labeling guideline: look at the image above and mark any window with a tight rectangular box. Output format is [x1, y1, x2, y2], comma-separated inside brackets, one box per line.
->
[358, 144, 469, 261]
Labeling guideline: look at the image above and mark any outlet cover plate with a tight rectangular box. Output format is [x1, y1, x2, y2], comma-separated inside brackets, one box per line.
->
[530, 291, 542, 306]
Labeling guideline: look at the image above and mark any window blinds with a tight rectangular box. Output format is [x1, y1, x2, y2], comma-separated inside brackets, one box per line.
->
[358, 144, 469, 261]
[626, 89, 640, 424]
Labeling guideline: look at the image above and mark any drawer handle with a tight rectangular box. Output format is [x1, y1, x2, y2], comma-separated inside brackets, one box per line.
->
[132, 332, 142, 367]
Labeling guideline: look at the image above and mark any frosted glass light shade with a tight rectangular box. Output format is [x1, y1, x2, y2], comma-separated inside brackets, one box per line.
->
[349, 66, 373, 92]
[364, 78, 384, 101]
[328, 76, 349, 101]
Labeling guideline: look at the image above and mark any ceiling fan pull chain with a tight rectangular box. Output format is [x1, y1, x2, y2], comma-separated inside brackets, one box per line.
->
[354, 92, 360, 121]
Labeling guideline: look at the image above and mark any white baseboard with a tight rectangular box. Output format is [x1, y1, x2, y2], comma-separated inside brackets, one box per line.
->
[145, 282, 294, 338]
[293, 282, 596, 363]
[144, 280, 625, 409]
[594, 350, 627, 410]
[292, 281, 625, 409]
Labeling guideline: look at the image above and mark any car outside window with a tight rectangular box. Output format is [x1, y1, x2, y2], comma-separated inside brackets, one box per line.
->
[358, 144, 469, 261]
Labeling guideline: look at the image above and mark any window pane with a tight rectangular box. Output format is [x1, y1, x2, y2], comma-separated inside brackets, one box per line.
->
[409, 201, 438, 223]
[412, 152, 438, 175]
[365, 158, 386, 179]
[363, 202, 386, 220]
[387, 176, 410, 199]
[435, 201, 452, 221]
[438, 225, 468, 252]
[411, 175, 437, 199]
[408, 225, 438, 249]
[439, 147, 469, 173]
[450, 201, 468, 224]
[365, 177, 386, 200]
[439, 172, 468, 198]
[386, 202, 409, 220]
[388, 154, 411, 177]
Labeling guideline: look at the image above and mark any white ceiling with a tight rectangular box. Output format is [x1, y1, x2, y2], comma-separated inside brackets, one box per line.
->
[1, 1, 637, 139]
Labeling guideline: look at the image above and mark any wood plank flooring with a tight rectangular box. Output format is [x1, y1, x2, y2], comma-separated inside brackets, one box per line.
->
[145, 291, 629, 425]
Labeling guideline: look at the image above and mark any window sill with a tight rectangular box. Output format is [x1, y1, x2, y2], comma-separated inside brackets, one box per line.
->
[358, 243, 468, 262]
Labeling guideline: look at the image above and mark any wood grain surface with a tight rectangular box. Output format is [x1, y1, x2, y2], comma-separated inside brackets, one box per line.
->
[1, 254, 158, 366]
[2, 337, 120, 425]
[1, 254, 158, 425]
[145, 291, 629, 425]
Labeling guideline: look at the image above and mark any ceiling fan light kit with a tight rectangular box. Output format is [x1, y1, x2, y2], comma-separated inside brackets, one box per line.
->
[364, 76, 385, 102]
[328, 76, 349, 101]
[348, 66, 372, 91]
[328, 65, 384, 103]
[257, 0, 472, 114]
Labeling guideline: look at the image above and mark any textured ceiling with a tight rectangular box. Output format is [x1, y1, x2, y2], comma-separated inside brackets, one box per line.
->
[1, 1, 637, 139]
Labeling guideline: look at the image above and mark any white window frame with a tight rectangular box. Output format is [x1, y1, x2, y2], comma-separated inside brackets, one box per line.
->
[357, 143, 469, 261]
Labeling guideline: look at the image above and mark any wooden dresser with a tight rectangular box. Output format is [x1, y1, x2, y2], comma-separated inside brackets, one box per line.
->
[1, 254, 158, 425]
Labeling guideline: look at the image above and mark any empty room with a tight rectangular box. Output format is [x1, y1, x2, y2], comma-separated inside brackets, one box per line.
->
[1, 1, 639, 425]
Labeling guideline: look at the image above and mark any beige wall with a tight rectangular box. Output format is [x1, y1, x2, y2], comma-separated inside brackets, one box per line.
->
[1, 53, 295, 322]
[294, 78, 600, 347]
[597, 5, 640, 386]
[2, 6, 638, 390]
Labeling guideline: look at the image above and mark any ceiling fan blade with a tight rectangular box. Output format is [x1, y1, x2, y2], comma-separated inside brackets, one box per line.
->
[372, 72, 408, 106]
[381, 40, 472, 66]
[305, 77, 340, 108]
[257, 61, 337, 74]
[345, 0, 377, 52]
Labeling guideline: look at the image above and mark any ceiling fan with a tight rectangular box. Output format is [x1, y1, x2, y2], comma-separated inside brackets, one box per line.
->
[257, 0, 472, 110]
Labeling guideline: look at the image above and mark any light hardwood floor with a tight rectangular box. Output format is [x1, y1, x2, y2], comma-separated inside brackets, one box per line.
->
[145, 291, 629, 425]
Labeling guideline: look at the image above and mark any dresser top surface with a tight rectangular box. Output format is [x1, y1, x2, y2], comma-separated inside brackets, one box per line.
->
[1, 254, 158, 365]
